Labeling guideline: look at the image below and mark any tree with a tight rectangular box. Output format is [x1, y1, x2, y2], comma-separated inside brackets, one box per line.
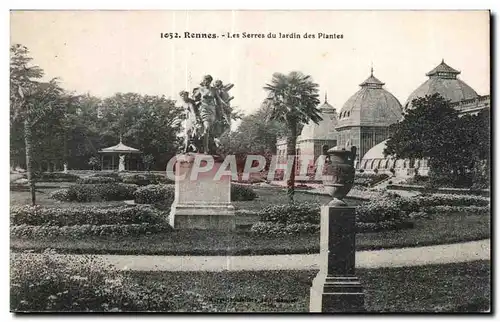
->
[384, 93, 487, 187]
[98, 93, 184, 170]
[10, 44, 64, 205]
[263, 71, 322, 202]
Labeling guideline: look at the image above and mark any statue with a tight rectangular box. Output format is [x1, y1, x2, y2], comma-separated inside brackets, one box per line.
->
[179, 90, 202, 153]
[180, 75, 234, 154]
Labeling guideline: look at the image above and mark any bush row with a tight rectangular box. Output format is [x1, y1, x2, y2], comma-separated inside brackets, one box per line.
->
[354, 173, 390, 187]
[133, 183, 257, 205]
[77, 177, 118, 184]
[250, 220, 413, 236]
[252, 198, 414, 235]
[11, 205, 165, 226]
[11, 253, 171, 312]
[34, 172, 80, 182]
[134, 184, 175, 205]
[11, 223, 171, 239]
[231, 184, 258, 201]
[49, 183, 138, 202]
[90, 172, 174, 186]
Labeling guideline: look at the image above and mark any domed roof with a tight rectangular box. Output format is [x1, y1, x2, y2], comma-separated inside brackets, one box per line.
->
[336, 70, 403, 128]
[361, 139, 389, 160]
[405, 60, 478, 109]
[298, 94, 338, 142]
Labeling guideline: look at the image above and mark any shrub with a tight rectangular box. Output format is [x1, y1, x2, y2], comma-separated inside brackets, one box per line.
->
[250, 222, 320, 235]
[231, 184, 257, 201]
[121, 173, 173, 186]
[250, 219, 413, 235]
[10, 252, 170, 312]
[91, 172, 121, 179]
[396, 194, 490, 212]
[49, 189, 70, 201]
[11, 223, 171, 239]
[35, 172, 79, 182]
[258, 202, 320, 225]
[76, 177, 118, 184]
[354, 173, 390, 187]
[49, 183, 138, 202]
[134, 184, 175, 205]
[252, 196, 414, 236]
[355, 196, 409, 223]
[11, 205, 165, 226]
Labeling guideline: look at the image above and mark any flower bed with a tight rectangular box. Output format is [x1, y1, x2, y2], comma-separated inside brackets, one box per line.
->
[11, 223, 171, 238]
[133, 183, 257, 205]
[121, 173, 174, 186]
[134, 184, 175, 205]
[231, 184, 258, 201]
[250, 199, 413, 236]
[76, 177, 118, 184]
[11, 205, 165, 226]
[11, 252, 171, 312]
[49, 183, 138, 202]
[35, 172, 80, 182]
[354, 173, 390, 187]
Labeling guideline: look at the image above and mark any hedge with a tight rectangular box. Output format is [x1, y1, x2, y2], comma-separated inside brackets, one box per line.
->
[251, 198, 413, 235]
[49, 183, 138, 202]
[11, 223, 171, 239]
[76, 177, 118, 184]
[121, 173, 174, 186]
[91, 172, 121, 179]
[11, 205, 165, 226]
[133, 183, 257, 205]
[250, 220, 413, 236]
[134, 184, 175, 205]
[231, 184, 257, 201]
[11, 253, 169, 312]
[35, 172, 80, 182]
[354, 173, 390, 187]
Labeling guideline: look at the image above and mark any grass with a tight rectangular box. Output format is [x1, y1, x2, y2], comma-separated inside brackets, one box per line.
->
[10, 210, 490, 255]
[10, 182, 490, 255]
[118, 261, 491, 312]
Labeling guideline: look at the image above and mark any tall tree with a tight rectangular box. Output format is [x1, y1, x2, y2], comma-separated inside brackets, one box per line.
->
[263, 71, 322, 202]
[384, 93, 488, 187]
[10, 44, 64, 205]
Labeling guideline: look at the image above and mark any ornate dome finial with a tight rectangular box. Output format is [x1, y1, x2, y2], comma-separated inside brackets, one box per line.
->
[441, 58, 445, 64]
[325, 92, 328, 103]
[370, 62, 374, 77]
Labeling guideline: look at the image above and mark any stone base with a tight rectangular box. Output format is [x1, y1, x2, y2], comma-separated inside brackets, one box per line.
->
[169, 202, 236, 231]
[309, 274, 365, 312]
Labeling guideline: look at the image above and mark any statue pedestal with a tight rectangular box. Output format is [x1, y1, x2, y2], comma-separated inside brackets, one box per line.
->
[169, 154, 236, 231]
[309, 205, 365, 312]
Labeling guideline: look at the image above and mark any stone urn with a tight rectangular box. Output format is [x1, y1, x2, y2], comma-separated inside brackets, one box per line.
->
[322, 145, 357, 206]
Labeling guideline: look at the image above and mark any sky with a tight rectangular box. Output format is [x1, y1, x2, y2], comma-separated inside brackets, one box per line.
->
[10, 10, 490, 118]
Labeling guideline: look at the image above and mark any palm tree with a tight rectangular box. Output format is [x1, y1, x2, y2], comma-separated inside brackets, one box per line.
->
[263, 71, 322, 202]
[11, 44, 63, 205]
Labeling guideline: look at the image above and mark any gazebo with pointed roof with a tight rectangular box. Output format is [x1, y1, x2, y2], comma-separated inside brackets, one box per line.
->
[98, 137, 142, 171]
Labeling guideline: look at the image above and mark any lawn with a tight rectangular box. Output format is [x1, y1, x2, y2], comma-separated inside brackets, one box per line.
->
[10, 183, 490, 255]
[10, 209, 490, 255]
[11, 260, 490, 312]
[124, 261, 490, 312]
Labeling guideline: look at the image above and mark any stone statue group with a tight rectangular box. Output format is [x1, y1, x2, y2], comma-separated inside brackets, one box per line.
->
[179, 75, 234, 155]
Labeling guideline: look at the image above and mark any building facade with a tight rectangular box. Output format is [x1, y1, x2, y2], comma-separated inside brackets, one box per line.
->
[335, 70, 403, 163]
[359, 60, 490, 177]
[276, 60, 490, 179]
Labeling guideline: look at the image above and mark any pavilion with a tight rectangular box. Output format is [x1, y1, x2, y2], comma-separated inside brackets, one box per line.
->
[98, 138, 142, 171]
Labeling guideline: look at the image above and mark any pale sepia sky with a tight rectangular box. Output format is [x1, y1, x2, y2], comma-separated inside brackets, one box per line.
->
[10, 10, 490, 115]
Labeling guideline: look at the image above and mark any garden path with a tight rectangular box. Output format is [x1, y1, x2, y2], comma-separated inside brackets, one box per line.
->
[13, 239, 490, 272]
